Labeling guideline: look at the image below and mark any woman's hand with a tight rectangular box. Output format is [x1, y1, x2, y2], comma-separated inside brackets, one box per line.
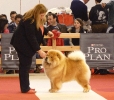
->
[48, 31, 54, 37]
[37, 49, 46, 58]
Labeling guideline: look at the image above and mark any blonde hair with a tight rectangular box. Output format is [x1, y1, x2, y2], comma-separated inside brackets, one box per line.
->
[23, 4, 47, 29]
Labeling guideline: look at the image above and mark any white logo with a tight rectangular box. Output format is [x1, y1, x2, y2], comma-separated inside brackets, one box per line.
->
[97, 10, 106, 20]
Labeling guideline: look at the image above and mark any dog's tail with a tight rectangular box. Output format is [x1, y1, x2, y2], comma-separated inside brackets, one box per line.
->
[68, 50, 85, 61]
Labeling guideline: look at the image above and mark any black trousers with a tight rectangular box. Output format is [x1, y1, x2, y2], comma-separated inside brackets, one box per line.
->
[17, 52, 32, 93]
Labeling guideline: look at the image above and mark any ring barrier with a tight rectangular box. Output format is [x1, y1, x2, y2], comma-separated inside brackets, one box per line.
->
[0, 33, 114, 73]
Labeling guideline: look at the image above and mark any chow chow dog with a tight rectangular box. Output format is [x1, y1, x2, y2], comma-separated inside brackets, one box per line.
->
[42, 49, 91, 93]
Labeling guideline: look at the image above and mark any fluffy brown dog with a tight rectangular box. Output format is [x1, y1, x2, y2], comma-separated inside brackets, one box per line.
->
[42, 49, 91, 93]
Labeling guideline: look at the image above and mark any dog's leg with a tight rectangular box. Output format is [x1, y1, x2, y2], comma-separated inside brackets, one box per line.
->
[49, 78, 62, 93]
[76, 77, 91, 93]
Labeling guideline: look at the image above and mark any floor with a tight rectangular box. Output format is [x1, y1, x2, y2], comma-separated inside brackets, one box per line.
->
[28, 73, 107, 100]
[0, 73, 107, 100]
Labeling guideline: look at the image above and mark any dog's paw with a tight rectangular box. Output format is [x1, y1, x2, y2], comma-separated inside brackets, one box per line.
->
[49, 89, 58, 93]
[83, 85, 91, 93]
[83, 88, 90, 93]
[83, 86, 91, 93]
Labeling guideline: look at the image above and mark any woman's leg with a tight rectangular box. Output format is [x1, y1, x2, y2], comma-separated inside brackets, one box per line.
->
[17, 52, 32, 93]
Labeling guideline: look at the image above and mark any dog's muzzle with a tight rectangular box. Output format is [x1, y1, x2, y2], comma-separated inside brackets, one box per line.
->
[45, 57, 48, 62]
[45, 57, 51, 65]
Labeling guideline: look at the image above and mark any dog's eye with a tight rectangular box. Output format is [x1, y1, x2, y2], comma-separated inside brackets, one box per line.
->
[57, 54, 60, 59]
[57, 54, 59, 57]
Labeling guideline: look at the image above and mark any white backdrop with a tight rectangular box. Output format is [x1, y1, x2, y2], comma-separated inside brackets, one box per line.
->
[0, 0, 108, 22]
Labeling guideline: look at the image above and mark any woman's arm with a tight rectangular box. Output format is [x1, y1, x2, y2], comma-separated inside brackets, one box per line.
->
[44, 27, 54, 37]
[47, 31, 54, 37]
[24, 19, 41, 51]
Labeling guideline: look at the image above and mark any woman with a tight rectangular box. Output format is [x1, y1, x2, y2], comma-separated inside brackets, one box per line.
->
[68, 18, 85, 46]
[10, 4, 53, 93]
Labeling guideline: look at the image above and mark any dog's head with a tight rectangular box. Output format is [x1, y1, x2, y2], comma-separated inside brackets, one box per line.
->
[43, 49, 65, 68]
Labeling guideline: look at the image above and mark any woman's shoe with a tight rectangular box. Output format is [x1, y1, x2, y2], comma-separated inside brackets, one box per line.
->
[30, 88, 35, 90]
[25, 89, 36, 94]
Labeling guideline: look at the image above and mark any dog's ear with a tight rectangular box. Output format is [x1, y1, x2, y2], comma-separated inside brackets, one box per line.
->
[57, 53, 61, 60]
